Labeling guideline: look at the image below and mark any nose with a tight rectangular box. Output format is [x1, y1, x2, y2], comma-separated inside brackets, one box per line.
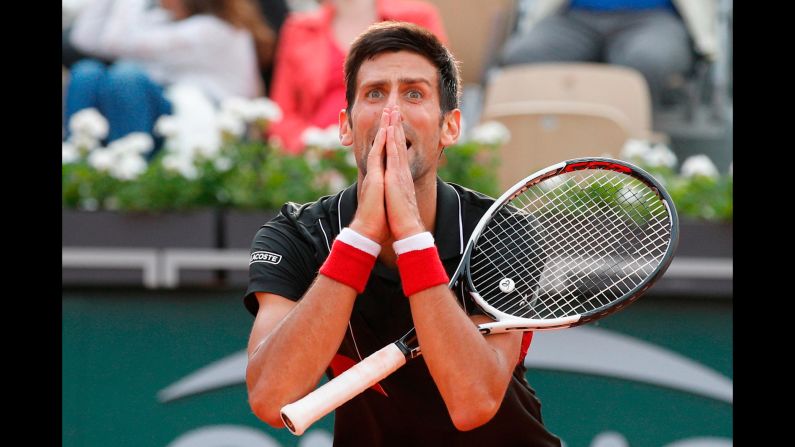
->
[386, 89, 400, 109]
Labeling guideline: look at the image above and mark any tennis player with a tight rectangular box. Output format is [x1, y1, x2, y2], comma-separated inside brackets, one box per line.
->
[244, 21, 562, 446]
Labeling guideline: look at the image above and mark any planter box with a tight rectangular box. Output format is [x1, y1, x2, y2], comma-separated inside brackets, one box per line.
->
[62, 208, 732, 296]
[62, 209, 220, 287]
[652, 219, 733, 298]
[675, 219, 733, 258]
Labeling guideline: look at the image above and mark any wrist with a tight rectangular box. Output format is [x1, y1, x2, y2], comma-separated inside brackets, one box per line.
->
[391, 223, 425, 242]
[319, 228, 380, 294]
[394, 232, 449, 296]
[349, 220, 385, 245]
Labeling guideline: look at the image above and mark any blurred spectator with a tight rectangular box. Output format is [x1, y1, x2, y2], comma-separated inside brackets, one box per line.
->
[63, 0, 112, 68]
[65, 0, 276, 157]
[499, 0, 718, 109]
[255, 0, 291, 91]
[267, 0, 447, 153]
[64, 0, 287, 90]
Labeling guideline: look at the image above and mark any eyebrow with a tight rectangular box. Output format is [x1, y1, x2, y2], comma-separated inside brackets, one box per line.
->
[360, 77, 434, 90]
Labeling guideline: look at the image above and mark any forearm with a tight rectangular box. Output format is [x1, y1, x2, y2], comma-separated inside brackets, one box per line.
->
[246, 276, 357, 426]
[409, 286, 518, 431]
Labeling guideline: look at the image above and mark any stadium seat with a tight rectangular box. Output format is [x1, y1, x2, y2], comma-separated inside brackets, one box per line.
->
[482, 101, 631, 190]
[481, 63, 664, 188]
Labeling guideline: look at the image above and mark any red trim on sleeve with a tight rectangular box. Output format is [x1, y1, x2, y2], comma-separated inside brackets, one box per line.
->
[518, 331, 534, 366]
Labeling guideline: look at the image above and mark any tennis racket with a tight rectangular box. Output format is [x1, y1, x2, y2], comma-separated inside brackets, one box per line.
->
[280, 157, 679, 435]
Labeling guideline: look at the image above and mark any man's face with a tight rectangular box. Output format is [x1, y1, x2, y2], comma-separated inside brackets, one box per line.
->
[340, 51, 460, 183]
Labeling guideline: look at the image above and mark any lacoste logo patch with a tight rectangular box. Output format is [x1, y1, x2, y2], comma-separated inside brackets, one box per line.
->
[249, 251, 282, 265]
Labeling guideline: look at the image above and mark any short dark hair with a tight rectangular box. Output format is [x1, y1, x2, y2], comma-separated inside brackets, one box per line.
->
[344, 21, 461, 120]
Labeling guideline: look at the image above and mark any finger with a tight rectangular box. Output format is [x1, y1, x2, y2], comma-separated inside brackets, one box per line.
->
[393, 110, 409, 167]
[367, 127, 386, 176]
[367, 110, 390, 174]
[385, 124, 400, 172]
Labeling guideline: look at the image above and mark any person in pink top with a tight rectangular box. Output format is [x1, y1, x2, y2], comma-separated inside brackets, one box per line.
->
[267, 0, 447, 153]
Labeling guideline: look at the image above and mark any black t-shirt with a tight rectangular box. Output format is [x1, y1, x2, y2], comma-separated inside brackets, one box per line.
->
[244, 178, 562, 446]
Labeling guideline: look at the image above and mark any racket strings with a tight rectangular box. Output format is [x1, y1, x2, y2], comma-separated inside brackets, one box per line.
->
[469, 170, 672, 320]
[524, 175, 670, 316]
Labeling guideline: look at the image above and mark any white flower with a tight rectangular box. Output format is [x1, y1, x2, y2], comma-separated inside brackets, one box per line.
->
[681, 154, 719, 179]
[68, 132, 101, 152]
[163, 153, 198, 180]
[470, 121, 510, 145]
[155, 115, 180, 138]
[620, 139, 652, 160]
[219, 96, 251, 121]
[302, 127, 326, 148]
[107, 132, 153, 156]
[217, 110, 246, 139]
[302, 125, 341, 149]
[194, 138, 221, 159]
[62, 142, 80, 164]
[88, 149, 115, 172]
[80, 197, 99, 211]
[213, 156, 233, 172]
[316, 169, 347, 192]
[247, 97, 283, 122]
[162, 83, 221, 159]
[642, 144, 677, 168]
[110, 154, 147, 181]
[68, 108, 109, 141]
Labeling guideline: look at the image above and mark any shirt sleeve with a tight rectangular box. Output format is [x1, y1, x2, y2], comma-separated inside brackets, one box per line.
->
[243, 211, 320, 315]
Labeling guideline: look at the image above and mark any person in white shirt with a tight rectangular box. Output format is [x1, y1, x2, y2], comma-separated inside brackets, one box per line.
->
[65, 0, 275, 156]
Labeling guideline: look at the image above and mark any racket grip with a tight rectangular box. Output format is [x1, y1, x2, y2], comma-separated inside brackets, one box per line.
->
[280, 343, 407, 435]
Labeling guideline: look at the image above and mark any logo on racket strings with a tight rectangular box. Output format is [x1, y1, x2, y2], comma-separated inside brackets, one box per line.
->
[250, 251, 282, 265]
[499, 278, 515, 293]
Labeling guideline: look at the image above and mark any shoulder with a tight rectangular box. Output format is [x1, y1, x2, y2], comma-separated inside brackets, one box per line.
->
[254, 190, 342, 252]
[443, 182, 495, 240]
[447, 182, 495, 214]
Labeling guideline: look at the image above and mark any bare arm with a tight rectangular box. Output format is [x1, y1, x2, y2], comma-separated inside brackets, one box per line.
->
[410, 287, 520, 431]
[245, 278, 357, 428]
[247, 108, 392, 427]
[383, 108, 519, 431]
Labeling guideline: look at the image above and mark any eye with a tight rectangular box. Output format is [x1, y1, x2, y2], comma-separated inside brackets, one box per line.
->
[366, 89, 384, 100]
[406, 90, 423, 100]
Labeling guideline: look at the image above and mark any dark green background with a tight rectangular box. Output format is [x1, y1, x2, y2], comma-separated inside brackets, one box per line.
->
[63, 289, 732, 447]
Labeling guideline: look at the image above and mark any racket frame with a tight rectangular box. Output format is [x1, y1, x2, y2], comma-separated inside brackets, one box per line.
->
[460, 157, 679, 331]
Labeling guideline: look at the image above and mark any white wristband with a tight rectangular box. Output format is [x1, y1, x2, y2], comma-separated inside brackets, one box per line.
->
[393, 231, 435, 255]
[337, 227, 382, 257]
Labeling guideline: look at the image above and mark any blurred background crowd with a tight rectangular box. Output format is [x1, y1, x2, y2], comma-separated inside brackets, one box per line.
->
[62, 0, 732, 177]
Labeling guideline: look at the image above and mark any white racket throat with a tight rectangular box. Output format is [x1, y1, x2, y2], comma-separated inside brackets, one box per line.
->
[470, 290, 582, 332]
